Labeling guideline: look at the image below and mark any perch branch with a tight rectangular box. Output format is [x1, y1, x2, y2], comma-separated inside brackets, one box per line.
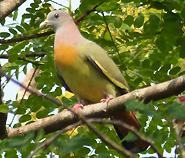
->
[0, 0, 26, 22]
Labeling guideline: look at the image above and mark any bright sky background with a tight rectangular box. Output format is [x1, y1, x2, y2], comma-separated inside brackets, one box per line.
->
[0, 0, 176, 157]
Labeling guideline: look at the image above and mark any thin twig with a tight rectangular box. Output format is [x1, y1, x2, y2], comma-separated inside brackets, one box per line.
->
[173, 120, 185, 158]
[90, 119, 163, 158]
[49, 0, 69, 9]
[28, 121, 81, 158]
[81, 116, 136, 158]
[101, 12, 124, 67]
[75, 1, 105, 25]
[0, 52, 46, 59]
[9, 66, 39, 127]
[0, 30, 54, 44]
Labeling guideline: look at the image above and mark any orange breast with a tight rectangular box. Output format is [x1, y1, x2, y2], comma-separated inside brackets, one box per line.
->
[54, 42, 78, 66]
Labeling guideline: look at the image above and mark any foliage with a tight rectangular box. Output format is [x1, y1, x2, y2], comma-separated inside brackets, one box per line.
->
[1, 0, 185, 157]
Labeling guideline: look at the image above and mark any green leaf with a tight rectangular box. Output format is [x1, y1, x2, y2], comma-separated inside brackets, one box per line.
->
[134, 77, 143, 85]
[180, 45, 185, 58]
[167, 104, 185, 120]
[41, 86, 51, 93]
[124, 15, 134, 26]
[36, 82, 45, 89]
[1, 19, 5, 26]
[16, 107, 26, 114]
[62, 97, 72, 106]
[121, 0, 132, 3]
[23, 65, 27, 75]
[122, 132, 138, 142]
[13, 9, 18, 20]
[9, 28, 17, 35]
[169, 66, 181, 75]
[26, 8, 35, 13]
[15, 25, 24, 33]
[34, 128, 45, 142]
[160, 64, 171, 73]
[5, 149, 18, 158]
[0, 32, 10, 38]
[0, 43, 9, 50]
[149, 14, 160, 24]
[93, 154, 110, 158]
[36, 108, 50, 119]
[55, 87, 62, 96]
[8, 54, 18, 63]
[55, 135, 90, 154]
[156, 36, 166, 52]
[79, 1, 88, 13]
[30, 101, 42, 112]
[181, 7, 185, 18]
[151, 60, 161, 70]
[114, 17, 122, 28]
[142, 59, 150, 68]
[19, 114, 31, 123]
[0, 104, 13, 113]
[96, 145, 108, 154]
[176, 37, 184, 46]
[134, 13, 144, 28]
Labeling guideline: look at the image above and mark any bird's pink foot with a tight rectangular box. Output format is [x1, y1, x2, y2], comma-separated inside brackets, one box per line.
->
[179, 96, 185, 102]
[100, 97, 113, 103]
[72, 103, 84, 112]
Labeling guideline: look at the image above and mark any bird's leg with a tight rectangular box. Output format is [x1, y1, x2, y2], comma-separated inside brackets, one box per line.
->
[100, 97, 113, 103]
[72, 103, 84, 112]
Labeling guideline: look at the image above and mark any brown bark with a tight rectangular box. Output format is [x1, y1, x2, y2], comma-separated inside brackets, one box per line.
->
[8, 74, 185, 138]
[0, 0, 26, 22]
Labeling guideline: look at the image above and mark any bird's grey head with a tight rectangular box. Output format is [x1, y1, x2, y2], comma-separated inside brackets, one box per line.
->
[40, 10, 73, 32]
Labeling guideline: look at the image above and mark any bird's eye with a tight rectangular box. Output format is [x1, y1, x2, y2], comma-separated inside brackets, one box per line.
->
[54, 14, 59, 19]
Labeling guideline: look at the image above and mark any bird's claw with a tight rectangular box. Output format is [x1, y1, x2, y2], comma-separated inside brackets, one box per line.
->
[100, 97, 113, 103]
[72, 103, 84, 112]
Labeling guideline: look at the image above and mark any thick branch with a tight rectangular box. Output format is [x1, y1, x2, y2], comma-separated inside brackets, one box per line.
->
[8, 75, 185, 138]
[0, 0, 26, 22]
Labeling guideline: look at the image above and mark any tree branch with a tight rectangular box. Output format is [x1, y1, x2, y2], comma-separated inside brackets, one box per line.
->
[0, 52, 46, 59]
[75, 1, 104, 25]
[5, 74, 185, 138]
[173, 120, 185, 158]
[0, 0, 26, 22]
[28, 121, 82, 158]
[90, 119, 163, 158]
[0, 31, 54, 44]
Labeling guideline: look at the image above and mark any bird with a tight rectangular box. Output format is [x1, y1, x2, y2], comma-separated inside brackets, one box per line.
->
[40, 10, 149, 153]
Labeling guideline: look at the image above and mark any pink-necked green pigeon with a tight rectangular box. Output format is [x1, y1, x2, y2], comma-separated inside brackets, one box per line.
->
[40, 10, 149, 153]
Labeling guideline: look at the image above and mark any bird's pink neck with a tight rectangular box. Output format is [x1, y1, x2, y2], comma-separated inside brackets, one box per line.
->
[54, 21, 82, 47]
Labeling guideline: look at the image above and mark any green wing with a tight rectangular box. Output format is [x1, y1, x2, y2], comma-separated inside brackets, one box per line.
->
[80, 40, 129, 93]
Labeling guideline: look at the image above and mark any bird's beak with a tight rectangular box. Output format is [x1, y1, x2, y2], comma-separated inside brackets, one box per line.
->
[40, 19, 49, 28]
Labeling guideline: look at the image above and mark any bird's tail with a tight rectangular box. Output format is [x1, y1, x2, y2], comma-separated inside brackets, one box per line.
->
[112, 111, 149, 153]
